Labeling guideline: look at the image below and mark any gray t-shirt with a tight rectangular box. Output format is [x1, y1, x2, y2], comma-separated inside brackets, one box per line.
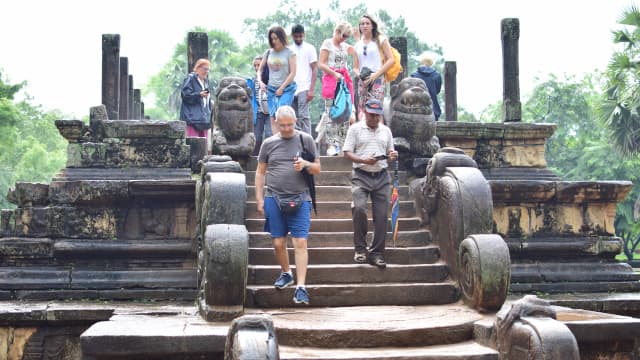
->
[258, 130, 317, 200]
[265, 47, 294, 88]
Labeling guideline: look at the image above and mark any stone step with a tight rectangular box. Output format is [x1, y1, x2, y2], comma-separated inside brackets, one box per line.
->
[246, 217, 422, 232]
[247, 185, 411, 201]
[246, 170, 410, 186]
[250, 304, 481, 347]
[510, 280, 640, 294]
[249, 246, 441, 265]
[248, 263, 449, 285]
[78, 304, 491, 359]
[279, 341, 498, 359]
[246, 282, 460, 307]
[0, 267, 196, 290]
[53, 238, 194, 258]
[511, 262, 640, 282]
[249, 230, 431, 248]
[0, 288, 198, 302]
[81, 312, 227, 360]
[246, 201, 416, 219]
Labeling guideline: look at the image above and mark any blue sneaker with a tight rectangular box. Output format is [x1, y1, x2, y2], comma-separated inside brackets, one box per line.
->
[274, 272, 294, 289]
[293, 287, 310, 304]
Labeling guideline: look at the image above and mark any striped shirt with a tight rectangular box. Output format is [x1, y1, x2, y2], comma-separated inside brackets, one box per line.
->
[342, 121, 394, 172]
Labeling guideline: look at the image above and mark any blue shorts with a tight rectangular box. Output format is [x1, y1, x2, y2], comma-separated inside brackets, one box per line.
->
[263, 196, 311, 238]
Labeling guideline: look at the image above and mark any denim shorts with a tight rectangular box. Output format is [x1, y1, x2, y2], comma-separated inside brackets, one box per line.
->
[263, 196, 311, 238]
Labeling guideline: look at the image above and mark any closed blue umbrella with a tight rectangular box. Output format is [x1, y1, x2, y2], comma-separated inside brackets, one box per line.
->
[390, 159, 400, 247]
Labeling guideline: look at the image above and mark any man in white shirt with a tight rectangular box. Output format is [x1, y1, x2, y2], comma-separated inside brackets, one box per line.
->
[342, 99, 398, 269]
[290, 24, 318, 135]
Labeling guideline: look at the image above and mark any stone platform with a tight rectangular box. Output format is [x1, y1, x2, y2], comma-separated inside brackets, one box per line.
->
[3, 299, 640, 359]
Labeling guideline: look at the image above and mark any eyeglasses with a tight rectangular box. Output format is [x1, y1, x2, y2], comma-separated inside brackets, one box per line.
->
[363, 45, 367, 56]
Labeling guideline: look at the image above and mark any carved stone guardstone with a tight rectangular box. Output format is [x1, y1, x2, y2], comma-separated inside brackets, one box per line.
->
[211, 77, 256, 162]
[199, 224, 248, 321]
[197, 155, 249, 321]
[459, 234, 510, 312]
[495, 295, 579, 359]
[416, 147, 510, 311]
[387, 77, 440, 177]
[224, 314, 279, 360]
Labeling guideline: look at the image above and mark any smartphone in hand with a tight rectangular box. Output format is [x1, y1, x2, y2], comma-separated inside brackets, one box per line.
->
[374, 154, 388, 160]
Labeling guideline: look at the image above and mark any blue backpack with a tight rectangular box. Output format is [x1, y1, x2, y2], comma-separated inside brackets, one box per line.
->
[329, 80, 352, 124]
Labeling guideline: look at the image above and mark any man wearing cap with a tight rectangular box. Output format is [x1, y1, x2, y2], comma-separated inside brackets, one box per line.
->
[342, 99, 398, 268]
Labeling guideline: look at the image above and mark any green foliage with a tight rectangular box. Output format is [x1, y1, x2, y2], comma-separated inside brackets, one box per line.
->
[522, 73, 603, 175]
[601, 5, 640, 157]
[145, 1, 442, 123]
[0, 71, 67, 209]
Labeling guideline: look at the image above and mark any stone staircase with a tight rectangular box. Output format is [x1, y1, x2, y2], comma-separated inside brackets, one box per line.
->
[242, 155, 498, 358]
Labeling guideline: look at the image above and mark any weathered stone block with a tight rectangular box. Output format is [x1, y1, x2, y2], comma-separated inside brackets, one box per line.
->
[557, 203, 617, 236]
[1, 210, 15, 237]
[55, 207, 117, 239]
[99, 120, 185, 139]
[14, 207, 49, 237]
[74, 207, 117, 239]
[48, 180, 129, 205]
[104, 143, 190, 168]
[503, 144, 547, 167]
[66, 142, 107, 168]
[68, 142, 189, 168]
[507, 236, 622, 258]
[186, 137, 207, 173]
[0, 327, 38, 359]
[55, 119, 89, 143]
[491, 180, 556, 203]
[7, 183, 49, 207]
[0, 238, 53, 259]
[503, 122, 556, 139]
[556, 181, 632, 203]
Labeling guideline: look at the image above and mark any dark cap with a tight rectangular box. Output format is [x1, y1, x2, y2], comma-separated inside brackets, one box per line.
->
[365, 99, 384, 115]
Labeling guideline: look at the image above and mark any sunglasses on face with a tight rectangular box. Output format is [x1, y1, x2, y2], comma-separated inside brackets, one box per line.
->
[363, 45, 367, 56]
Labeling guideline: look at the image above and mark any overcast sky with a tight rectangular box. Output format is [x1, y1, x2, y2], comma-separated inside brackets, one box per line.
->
[0, 0, 636, 119]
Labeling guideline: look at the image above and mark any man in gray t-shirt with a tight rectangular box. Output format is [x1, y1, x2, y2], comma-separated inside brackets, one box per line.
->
[255, 105, 320, 305]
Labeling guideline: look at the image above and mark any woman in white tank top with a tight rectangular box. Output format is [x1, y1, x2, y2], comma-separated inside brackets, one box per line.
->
[354, 14, 396, 122]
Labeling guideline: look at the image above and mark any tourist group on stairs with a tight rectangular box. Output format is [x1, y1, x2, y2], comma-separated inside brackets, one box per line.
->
[246, 16, 401, 305]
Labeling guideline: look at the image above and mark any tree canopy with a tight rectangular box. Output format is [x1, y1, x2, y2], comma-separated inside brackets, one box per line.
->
[144, 1, 443, 121]
[0, 70, 67, 209]
[601, 5, 640, 157]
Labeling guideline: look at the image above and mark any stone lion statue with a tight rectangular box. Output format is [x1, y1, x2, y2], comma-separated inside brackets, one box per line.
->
[211, 76, 255, 158]
[387, 77, 440, 158]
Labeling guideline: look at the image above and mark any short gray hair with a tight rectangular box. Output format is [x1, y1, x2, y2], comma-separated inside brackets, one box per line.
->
[275, 105, 297, 122]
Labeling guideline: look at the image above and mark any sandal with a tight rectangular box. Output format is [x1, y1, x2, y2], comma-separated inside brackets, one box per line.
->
[353, 252, 367, 263]
[369, 255, 387, 269]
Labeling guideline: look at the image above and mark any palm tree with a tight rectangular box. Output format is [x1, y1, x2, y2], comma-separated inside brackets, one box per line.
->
[601, 5, 640, 157]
